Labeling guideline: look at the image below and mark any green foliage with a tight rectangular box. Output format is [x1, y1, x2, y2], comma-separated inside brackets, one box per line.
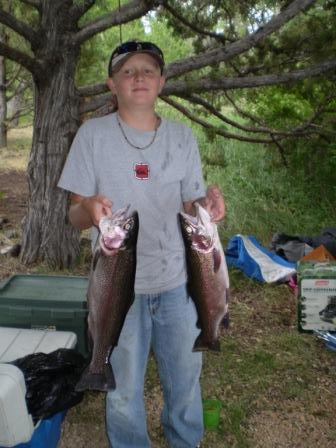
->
[192, 126, 335, 246]
[76, 1, 147, 86]
[156, 99, 334, 246]
[243, 80, 336, 206]
[76, 6, 193, 86]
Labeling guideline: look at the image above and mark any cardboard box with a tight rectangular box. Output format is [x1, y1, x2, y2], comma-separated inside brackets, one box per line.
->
[297, 261, 336, 332]
[0, 275, 88, 356]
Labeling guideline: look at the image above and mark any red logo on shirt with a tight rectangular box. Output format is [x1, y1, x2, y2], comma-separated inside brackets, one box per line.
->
[134, 163, 149, 180]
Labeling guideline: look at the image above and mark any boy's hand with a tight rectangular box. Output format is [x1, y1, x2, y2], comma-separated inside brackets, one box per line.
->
[70, 193, 113, 230]
[203, 185, 225, 223]
[81, 195, 113, 227]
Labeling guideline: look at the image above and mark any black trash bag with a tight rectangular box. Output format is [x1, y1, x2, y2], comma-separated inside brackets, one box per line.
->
[10, 348, 88, 423]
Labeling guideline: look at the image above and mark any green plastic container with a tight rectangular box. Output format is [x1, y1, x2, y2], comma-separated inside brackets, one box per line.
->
[0, 274, 89, 356]
[202, 399, 222, 430]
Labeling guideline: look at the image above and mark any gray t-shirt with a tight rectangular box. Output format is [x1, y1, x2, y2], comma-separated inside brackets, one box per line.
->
[58, 112, 205, 294]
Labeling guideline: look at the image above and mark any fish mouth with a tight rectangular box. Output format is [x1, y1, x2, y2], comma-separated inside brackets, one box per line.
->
[98, 206, 134, 254]
[180, 204, 215, 253]
[101, 228, 126, 250]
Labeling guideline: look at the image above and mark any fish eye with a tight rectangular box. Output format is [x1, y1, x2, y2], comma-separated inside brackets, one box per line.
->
[123, 221, 132, 231]
[186, 225, 193, 234]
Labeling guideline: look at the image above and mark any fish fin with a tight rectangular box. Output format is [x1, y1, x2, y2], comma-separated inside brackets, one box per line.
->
[208, 339, 221, 352]
[192, 334, 207, 352]
[87, 328, 94, 352]
[92, 247, 101, 272]
[192, 334, 221, 352]
[196, 318, 202, 330]
[221, 312, 230, 329]
[213, 247, 221, 273]
[75, 364, 116, 392]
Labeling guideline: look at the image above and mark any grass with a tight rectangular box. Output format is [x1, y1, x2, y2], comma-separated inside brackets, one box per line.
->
[0, 127, 32, 171]
[139, 269, 336, 447]
[194, 131, 335, 246]
[2, 126, 336, 447]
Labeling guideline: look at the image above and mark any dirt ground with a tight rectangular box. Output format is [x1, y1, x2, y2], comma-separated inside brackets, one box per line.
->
[1, 168, 336, 448]
[0, 169, 28, 227]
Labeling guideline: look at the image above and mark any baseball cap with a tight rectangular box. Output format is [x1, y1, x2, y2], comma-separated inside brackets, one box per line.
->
[108, 40, 165, 76]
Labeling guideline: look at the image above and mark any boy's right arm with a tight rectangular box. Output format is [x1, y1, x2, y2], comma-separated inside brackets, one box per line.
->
[69, 193, 113, 230]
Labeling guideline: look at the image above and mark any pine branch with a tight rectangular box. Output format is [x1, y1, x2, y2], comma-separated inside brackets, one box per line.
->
[0, 8, 39, 46]
[224, 91, 268, 128]
[181, 93, 276, 134]
[163, 94, 333, 150]
[161, 1, 232, 44]
[18, 0, 41, 10]
[166, 0, 317, 78]
[5, 64, 22, 89]
[291, 94, 336, 135]
[225, 90, 336, 138]
[7, 78, 32, 101]
[164, 59, 336, 94]
[78, 59, 336, 99]
[7, 102, 34, 125]
[78, 82, 107, 97]
[75, 0, 159, 45]
[160, 95, 273, 144]
[70, 0, 96, 22]
[0, 41, 41, 77]
[79, 92, 111, 114]
[270, 134, 288, 166]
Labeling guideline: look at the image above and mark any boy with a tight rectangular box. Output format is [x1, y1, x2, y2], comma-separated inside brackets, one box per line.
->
[58, 40, 225, 448]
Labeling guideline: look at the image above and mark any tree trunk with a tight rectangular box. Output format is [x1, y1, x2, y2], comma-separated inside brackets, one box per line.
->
[0, 56, 7, 148]
[0, 38, 7, 147]
[20, 55, 81, 268]
[8, 84, 25, 127]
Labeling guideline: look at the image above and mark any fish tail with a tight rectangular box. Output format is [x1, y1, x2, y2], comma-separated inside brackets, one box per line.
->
[192, 334, 221, 352]
[221, 312, 230, 329]
[75, 364, 116, 392]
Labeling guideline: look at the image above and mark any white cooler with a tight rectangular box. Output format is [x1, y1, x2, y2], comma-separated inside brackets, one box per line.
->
[0, 327, 77, 447]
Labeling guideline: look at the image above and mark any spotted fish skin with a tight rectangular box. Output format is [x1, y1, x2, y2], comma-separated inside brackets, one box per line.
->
[179, 203, 229, 352]
[76, 208, 139, 392]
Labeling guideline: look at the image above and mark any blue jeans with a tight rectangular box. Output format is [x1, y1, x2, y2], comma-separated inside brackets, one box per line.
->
[106, 283, 203, 448]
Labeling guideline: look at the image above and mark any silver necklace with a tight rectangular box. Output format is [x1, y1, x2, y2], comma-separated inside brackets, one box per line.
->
[117, 114, 159, 150]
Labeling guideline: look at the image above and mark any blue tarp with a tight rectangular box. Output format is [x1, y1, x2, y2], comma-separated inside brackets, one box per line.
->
[225, 234, 296, 283]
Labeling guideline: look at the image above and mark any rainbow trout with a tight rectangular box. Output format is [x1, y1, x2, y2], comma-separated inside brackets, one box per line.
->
[179, 203, 229, 351]
[76, 207, 139, 391]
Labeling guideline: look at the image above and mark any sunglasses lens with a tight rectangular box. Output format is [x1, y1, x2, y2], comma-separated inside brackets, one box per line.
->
[109, 41, 164, 76]
[112, 42, 163, 59]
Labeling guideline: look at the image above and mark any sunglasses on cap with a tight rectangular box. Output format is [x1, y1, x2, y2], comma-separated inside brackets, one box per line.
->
[108, 41, 164, 76]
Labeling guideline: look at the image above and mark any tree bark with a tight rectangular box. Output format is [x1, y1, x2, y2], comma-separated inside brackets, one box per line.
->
[20, 48, 81, 267]
[14, 0, 85, 267]
[0, 53, 6, 147]
[0, 17, 7, 148]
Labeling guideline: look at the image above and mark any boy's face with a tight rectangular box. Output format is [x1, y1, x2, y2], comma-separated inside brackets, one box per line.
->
[107, 53, 165, 110]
